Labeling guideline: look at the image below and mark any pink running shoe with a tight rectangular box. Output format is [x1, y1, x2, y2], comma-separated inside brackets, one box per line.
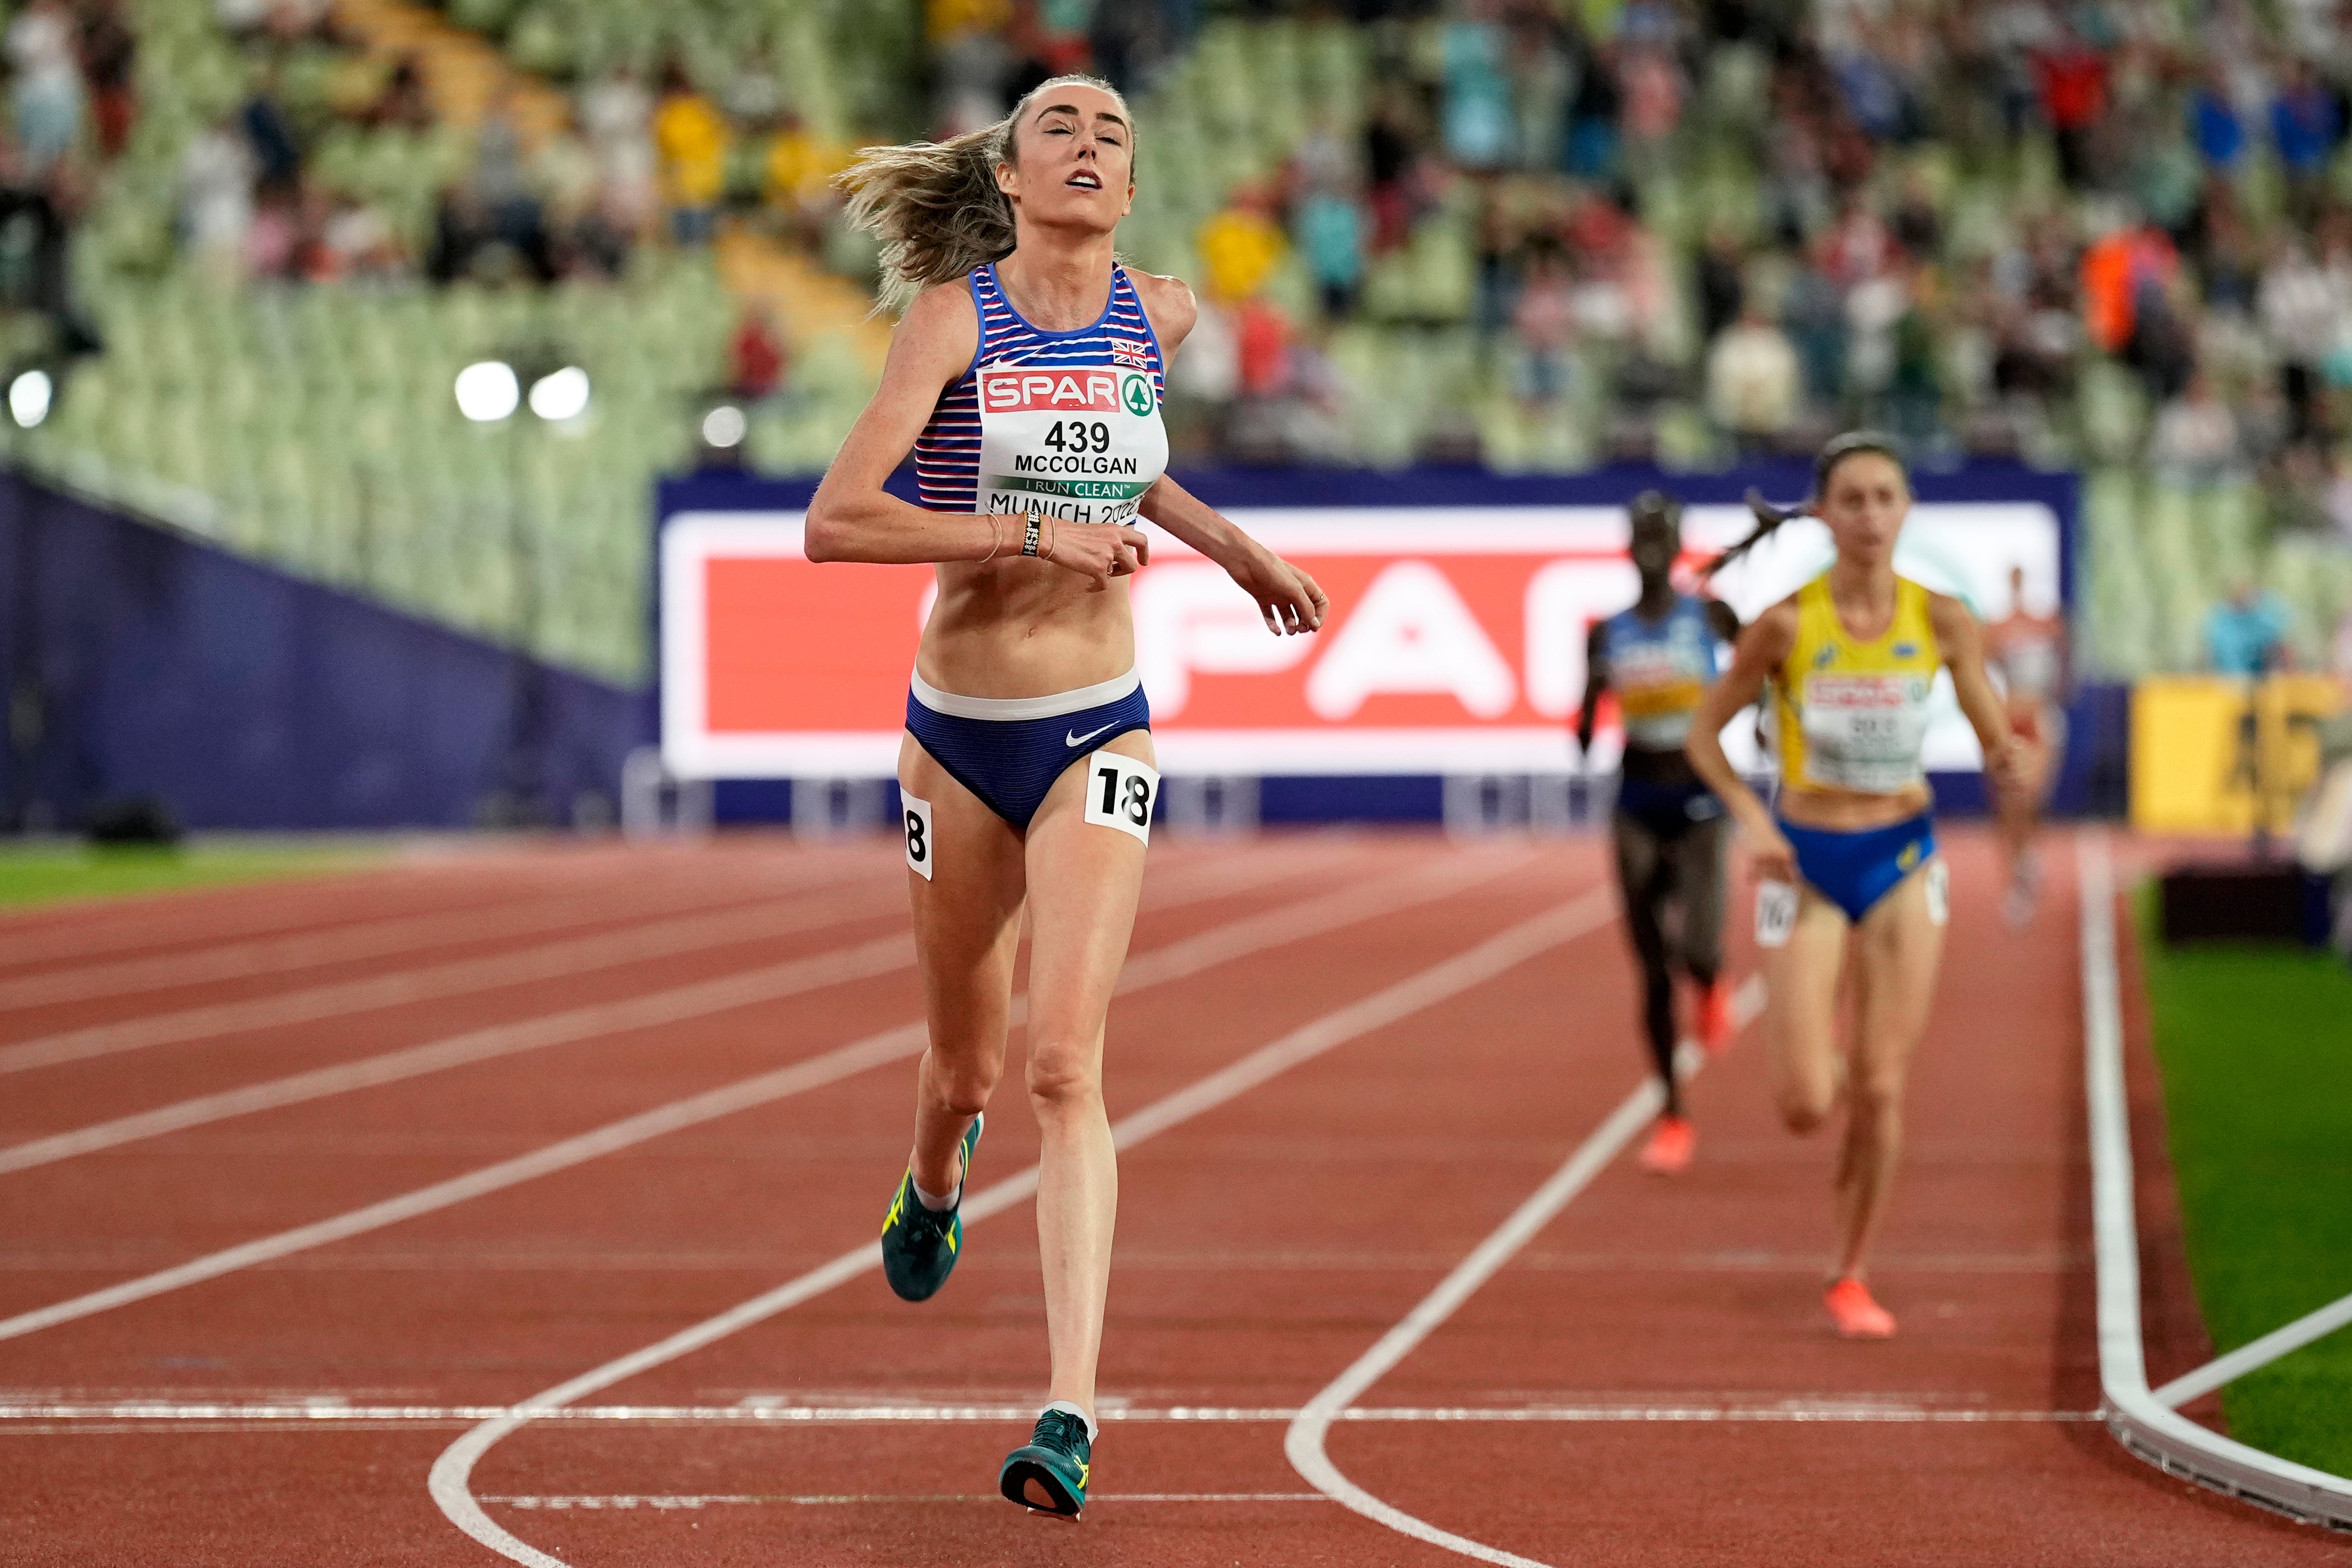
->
[1695, 978, 1739, 1056]
[1638, 1115, 1695, 1175]
[1825, 1276, 1896, 1338]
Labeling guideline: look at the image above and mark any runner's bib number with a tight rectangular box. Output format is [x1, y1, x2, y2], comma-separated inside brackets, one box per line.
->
[1083, 751, 1158, 846]
[902, 791, 934, 881]
[1756, 881, 1798, 947]
[1796, 673, 1932, 794]
[976, 364, 1168, 529]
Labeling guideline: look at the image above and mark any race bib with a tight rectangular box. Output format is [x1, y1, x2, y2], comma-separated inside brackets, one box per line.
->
[1924, 859, 1949, 926]
[1756, 881, 1798, 947]
[1081, 751, 1158, 845]
[902, 791, 934, 881]
[976, 364, 1168, 529]
[1798, 672, 1932, 793]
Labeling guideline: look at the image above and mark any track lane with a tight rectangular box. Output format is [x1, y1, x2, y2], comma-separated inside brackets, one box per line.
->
[0, 840, 1494, 1365]
[1310, 832, 2346, 1567]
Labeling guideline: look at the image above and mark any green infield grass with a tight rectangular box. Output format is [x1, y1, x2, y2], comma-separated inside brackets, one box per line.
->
[0, 839, 382, 910]
[2138, 887, 2352, 1479]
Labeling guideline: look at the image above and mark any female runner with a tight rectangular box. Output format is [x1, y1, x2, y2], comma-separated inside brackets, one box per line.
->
[1682, 435, 2018, 1338]
[1575, 490, 1742, 1175]
[808, 77, 1327, 1519]
[1983, 563, 2069, 926]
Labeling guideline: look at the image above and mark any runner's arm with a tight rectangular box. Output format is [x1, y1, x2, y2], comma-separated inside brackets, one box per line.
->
[805, 286, 1143, 587]
[1929, 593, 2022, 791]
[1128, 270, 1326, 635]
[1687, 598, 1799, 881]
[804, 284, 994, 564]
[1575, 622, 1609, 757]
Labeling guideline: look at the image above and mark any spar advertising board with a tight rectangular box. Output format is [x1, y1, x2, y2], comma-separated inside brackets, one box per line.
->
[656, 472, 2069, 783]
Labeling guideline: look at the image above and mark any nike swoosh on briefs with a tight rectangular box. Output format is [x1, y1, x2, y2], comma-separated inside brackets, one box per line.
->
[1066, 723, 1118, 748]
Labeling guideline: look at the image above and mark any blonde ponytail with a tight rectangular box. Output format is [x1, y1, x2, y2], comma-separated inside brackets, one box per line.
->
[834, 75, 1132, 313]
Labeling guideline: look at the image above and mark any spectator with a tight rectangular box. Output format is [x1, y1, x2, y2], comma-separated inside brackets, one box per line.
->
[1694, 224, 1745, 344]
[2258, 239, 2338, 442]
[1707, 294, 1801, 448]
[1441, 8, 1513, 170]
[1233, 295, 1294, 400]
[766, 110, 849, 246]
[2150, 372, 2244, 485]
[77, 0, 136, 161]
[239, 66, 301, 192]
[179, 114, 255, 278]
[1196, 188, 1286, 304]
[580, 63, 656, 237]
[728, 304, 787, 399]
[2188, 71, 2247, 171]
[6, 0, 81, 176]
[2033, 23, 2108, 186]
[2206, 580, 2295, 674]
[1294, 186, 1365, 320]
[1566, 42, 1622, 180]
[1515, 247, 1576, 403]
[653, 62, 728, 246]
[2272, 60, 2343, 212]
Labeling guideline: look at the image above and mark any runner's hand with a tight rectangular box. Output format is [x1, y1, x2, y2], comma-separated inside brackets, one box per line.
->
[1745, 819, 1797, 886]
[1983, 735, 2027, 799]
[1225, 545, 1329, 635]
[1048, 523, 1150, 591]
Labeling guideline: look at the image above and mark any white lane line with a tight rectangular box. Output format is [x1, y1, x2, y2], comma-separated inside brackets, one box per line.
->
[2078, 834, 2352, 1529]
[0, 841, 1341, 1170]
[0, 851, 1521, 1346]
[1, 1400, 2095, 1425]
[2153, 1289, 2352, 1410]
[0, 933, 914, 1176]
[1284, 977, 1766, 1568]
[0, 883, 898, 1079]
[428, 881, 1615, 1568]
[483, 1492, 1331, 1509]
[0, 863, 865, 1012]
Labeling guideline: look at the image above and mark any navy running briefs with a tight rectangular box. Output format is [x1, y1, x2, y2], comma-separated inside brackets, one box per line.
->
[905, 668, 1152, 830]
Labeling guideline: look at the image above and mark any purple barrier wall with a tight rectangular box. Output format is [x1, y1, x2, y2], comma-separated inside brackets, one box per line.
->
[0, 473, 646, 831]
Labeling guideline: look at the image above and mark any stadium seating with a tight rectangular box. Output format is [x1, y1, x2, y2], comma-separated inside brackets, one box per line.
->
[13, 4, 2351, 682]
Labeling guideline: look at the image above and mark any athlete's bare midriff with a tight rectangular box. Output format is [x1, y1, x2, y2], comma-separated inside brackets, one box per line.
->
[915, 555, 1139, 698]
[1775, 781, 1932, 832]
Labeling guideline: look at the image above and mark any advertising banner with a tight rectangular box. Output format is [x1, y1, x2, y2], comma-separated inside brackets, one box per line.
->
[660, 503, 2063, 780]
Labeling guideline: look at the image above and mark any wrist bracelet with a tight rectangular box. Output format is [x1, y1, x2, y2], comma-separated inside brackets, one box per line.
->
[1020, 510, 1042, 558]
[1042, 515, 1057, 561]
[980, 513, 1003, 563]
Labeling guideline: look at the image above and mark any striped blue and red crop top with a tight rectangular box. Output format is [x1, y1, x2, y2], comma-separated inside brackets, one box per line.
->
[913, 262, 1170, 529]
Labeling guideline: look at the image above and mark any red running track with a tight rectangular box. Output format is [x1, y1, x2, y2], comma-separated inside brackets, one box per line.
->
[0, 830, 2338, 1566]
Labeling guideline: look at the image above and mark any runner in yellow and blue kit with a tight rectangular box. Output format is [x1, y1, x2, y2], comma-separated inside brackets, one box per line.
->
[1684, 434, 2020, 1339]
[1576, 492, 1743, 1176]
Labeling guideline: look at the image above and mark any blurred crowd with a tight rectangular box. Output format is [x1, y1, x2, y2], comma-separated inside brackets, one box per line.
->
[163, 1, 887, 292]
[0, 0, 128, 350]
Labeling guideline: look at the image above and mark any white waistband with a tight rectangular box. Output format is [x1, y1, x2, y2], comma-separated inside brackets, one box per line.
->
[909, 666, 1141, 721]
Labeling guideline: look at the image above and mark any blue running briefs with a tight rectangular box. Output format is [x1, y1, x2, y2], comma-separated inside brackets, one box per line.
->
[905, 667, 1152, 830]
[1778, 812, 1938, 924]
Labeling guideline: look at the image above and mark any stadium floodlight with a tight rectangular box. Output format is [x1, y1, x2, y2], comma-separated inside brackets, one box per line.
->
[8, 369, 52, 429]
[528, 365, 591, 422]
[701, 404, 748, 449]
[455, 360, 520, 422]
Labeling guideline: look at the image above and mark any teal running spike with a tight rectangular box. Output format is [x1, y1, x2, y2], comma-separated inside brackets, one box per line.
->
[879, 1114, 982, 1303]
[1000, 1407, 1091, 1520]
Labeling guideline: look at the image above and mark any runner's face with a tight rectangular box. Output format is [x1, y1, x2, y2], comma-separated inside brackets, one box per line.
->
[1629, 515, 1678, 582]
[999, 87, 1135, 232]
[1817, 452, 1908, 570]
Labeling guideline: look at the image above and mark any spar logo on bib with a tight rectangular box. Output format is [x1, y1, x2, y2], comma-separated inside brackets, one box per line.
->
[981, 367, 1155, 415]
[1808, 674, 1930, 708]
